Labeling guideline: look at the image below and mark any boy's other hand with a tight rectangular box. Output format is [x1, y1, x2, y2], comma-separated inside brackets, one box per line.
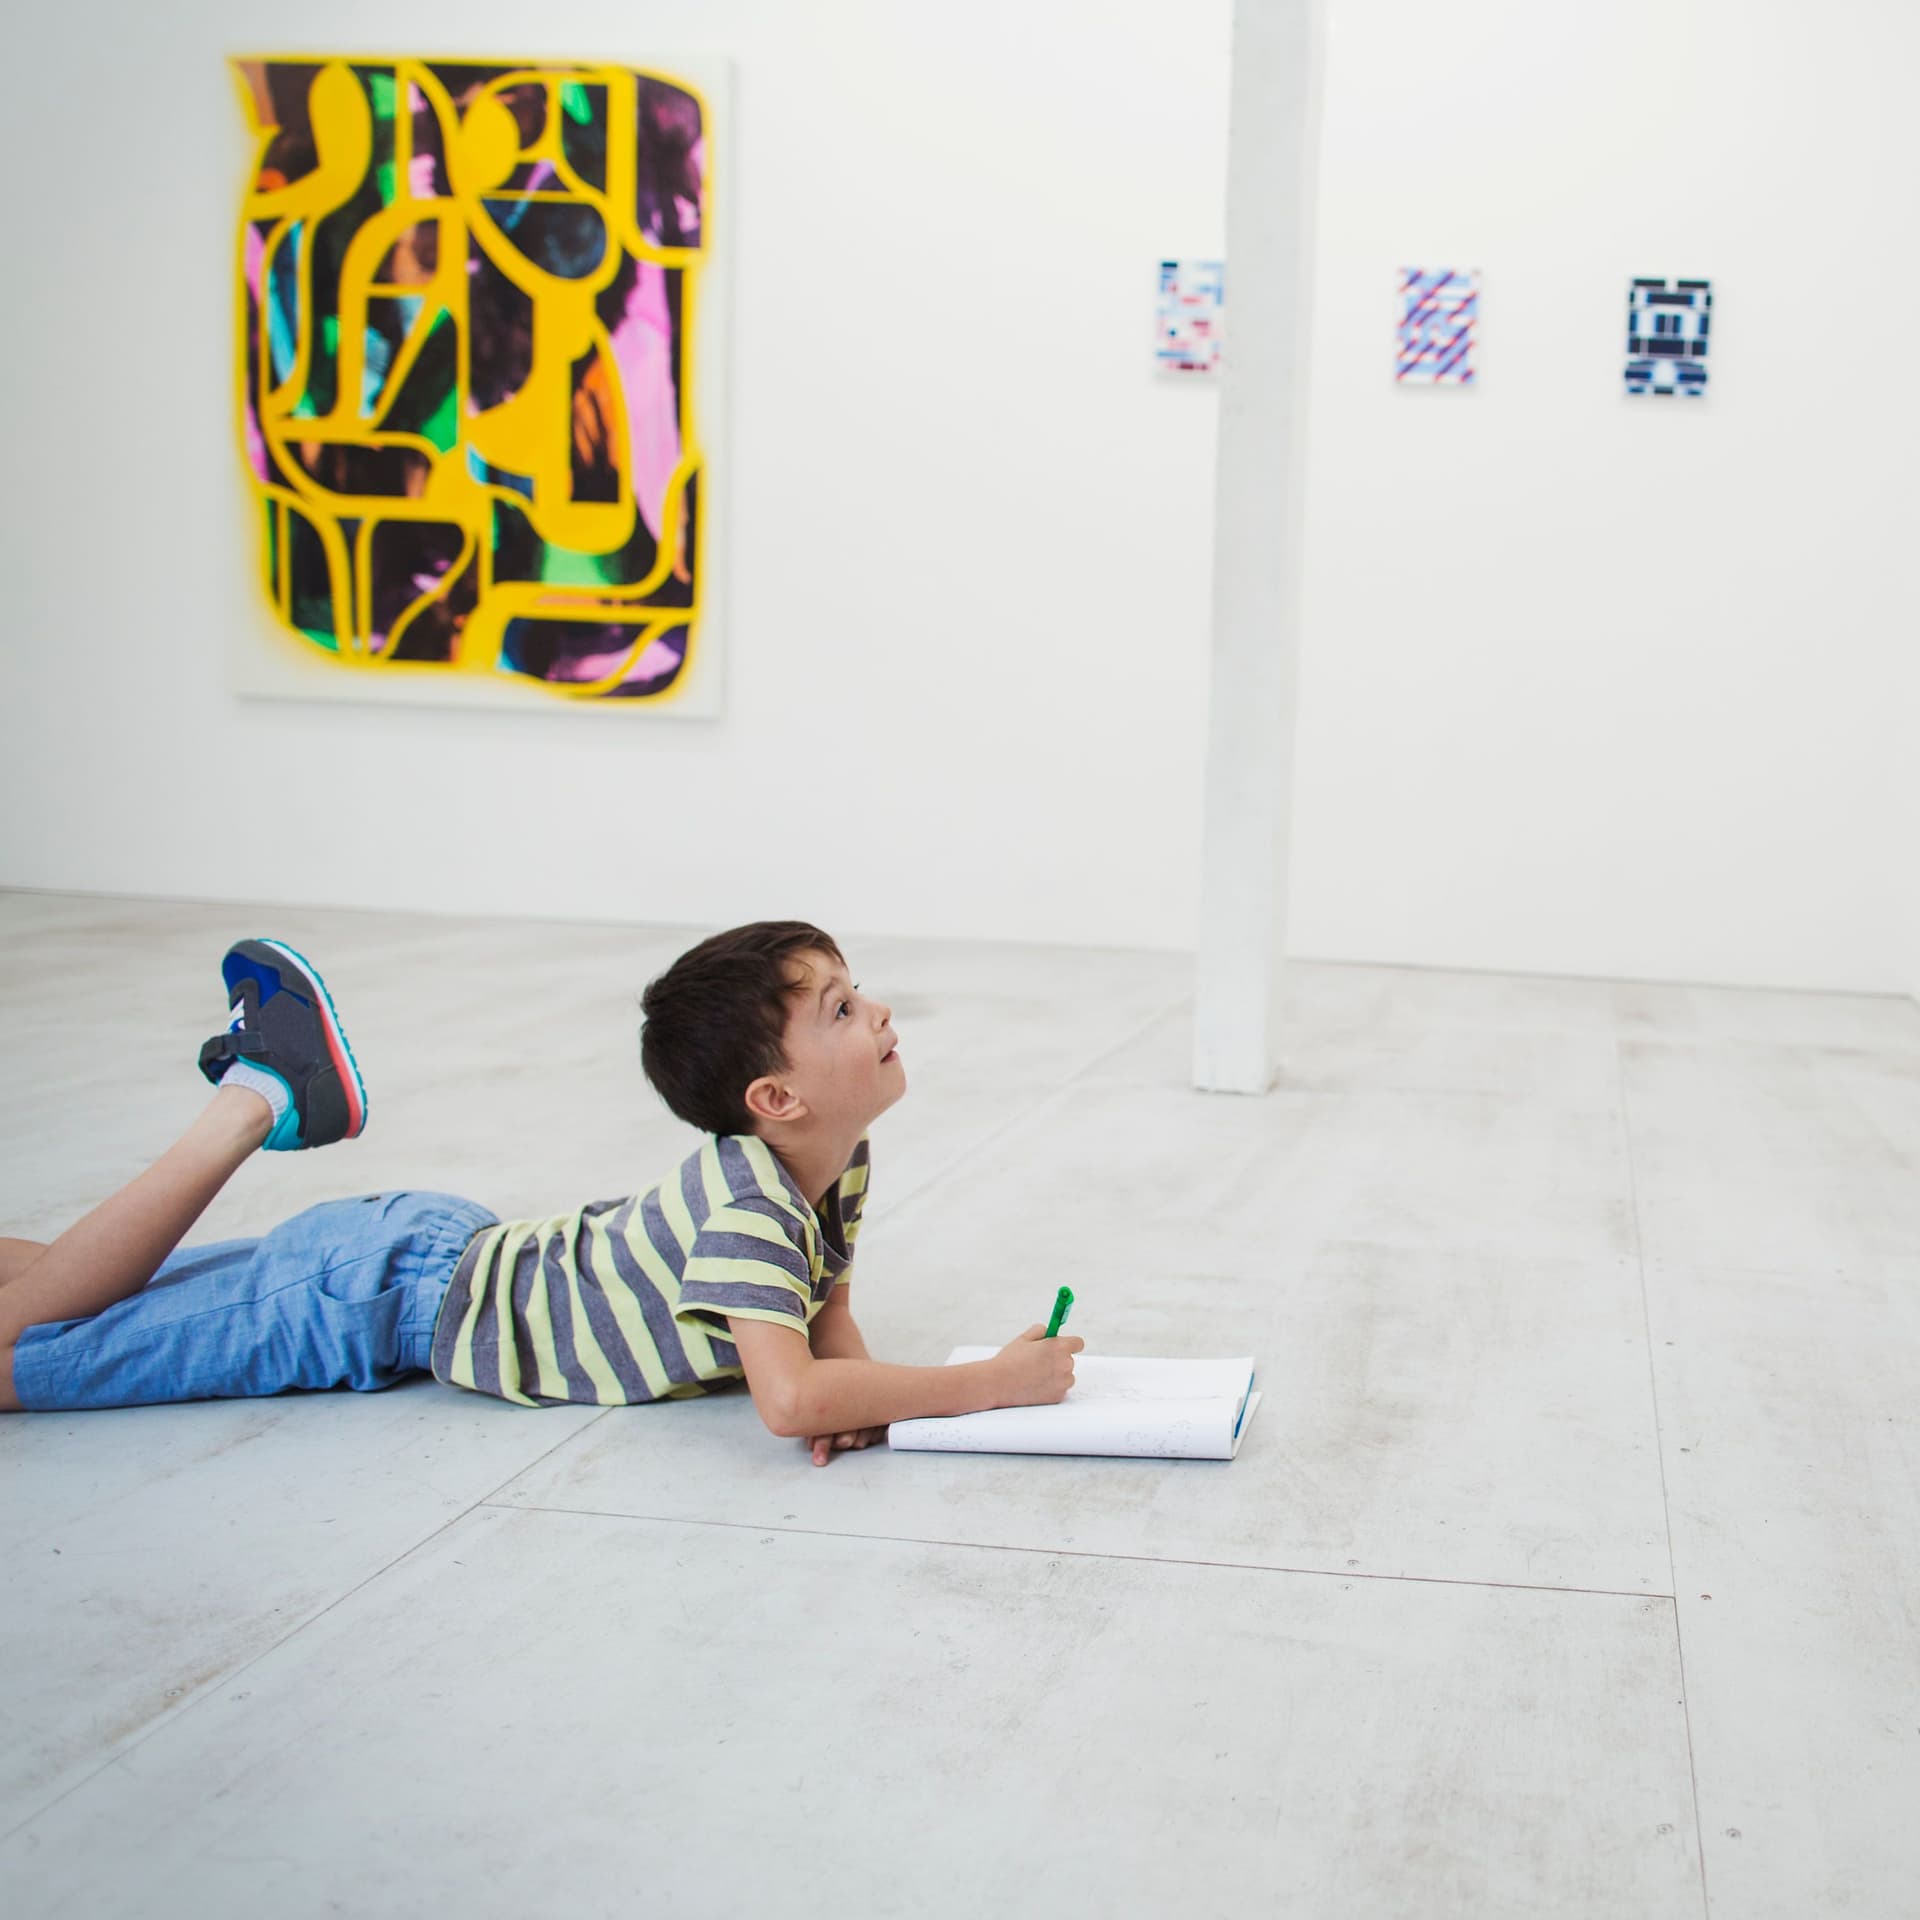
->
[809, 1425, 887, 1467]
[991, 1325, 1084, 1407]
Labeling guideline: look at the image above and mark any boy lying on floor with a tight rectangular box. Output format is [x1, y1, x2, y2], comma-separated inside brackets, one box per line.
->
[0, 922, 1081, 1461]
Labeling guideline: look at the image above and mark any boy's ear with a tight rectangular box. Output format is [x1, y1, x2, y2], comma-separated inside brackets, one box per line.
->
[743, 1074, 807, 1127]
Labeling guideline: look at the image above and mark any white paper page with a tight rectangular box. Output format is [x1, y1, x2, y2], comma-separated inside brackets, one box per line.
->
[888, 1350, 1258, 1460]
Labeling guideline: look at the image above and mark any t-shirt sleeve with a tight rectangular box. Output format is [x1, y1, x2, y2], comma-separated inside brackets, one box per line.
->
[675, 1199, 814, 1337]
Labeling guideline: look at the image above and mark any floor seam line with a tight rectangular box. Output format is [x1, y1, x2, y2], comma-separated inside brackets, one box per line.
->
[1618, 1036, 1713, 1920]
[881, 993, 1190, 1223]
[0, 1408, 614, 1847]
[1058, 995, 1192, 1088]
[478, 1499, 1676, 1602]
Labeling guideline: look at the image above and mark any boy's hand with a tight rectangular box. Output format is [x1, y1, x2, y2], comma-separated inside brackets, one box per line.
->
[990, 1325, 1084, 1407]
[809, 1425, 887, 1467]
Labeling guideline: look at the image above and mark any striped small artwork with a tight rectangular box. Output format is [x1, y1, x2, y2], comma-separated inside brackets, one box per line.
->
[1396, 268, 1479, 385]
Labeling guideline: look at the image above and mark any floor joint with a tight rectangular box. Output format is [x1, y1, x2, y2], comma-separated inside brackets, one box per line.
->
[481, 1497, 1679, 1604]
[1618, 1035, 1713, 1919]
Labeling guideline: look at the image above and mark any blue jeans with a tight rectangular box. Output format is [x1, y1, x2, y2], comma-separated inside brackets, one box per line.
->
[12, 1192, 497, 1411]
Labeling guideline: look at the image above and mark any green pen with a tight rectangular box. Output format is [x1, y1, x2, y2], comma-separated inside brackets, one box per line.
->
[1043, 1285, 1075, 1340]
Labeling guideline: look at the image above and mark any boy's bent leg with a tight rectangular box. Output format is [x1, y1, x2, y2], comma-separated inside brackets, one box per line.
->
[7, 1191, 496, 1412]
[0, 936, 374, 1411]
[0, 1239, 51, 1287]
[0, 1089, 271, 1411]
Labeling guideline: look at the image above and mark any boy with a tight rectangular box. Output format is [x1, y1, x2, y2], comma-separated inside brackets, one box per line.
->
[0, 923, 1081, 1462]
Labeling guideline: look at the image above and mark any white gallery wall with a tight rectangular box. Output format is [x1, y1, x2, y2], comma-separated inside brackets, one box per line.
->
[0, 0, 1912, 993]
[1291, 0, 1916, 995]
[0, 1, 1231, 954]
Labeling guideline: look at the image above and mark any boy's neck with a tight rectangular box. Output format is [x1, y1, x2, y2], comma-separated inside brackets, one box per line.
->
[761, 1121, 864, 1211]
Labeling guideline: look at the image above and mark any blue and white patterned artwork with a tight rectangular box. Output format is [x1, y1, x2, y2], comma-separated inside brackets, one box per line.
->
[1155, 260, 1225, 375]
[1626, 278, 1712, 397]
[1396, 268, 1478, 384]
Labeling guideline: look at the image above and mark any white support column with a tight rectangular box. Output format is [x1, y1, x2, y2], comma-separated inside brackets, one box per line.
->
[1193, 0, 1326, 1094]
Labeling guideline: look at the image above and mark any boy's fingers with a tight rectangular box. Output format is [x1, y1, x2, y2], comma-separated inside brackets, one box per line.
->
[809, 1428, 886, 1465]
[1017, 1324, 1046, 1342]
[1061, 1335, 1086, 1353]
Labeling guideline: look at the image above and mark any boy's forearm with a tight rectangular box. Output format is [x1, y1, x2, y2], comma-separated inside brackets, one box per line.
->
[782, 1354, 998, 1437]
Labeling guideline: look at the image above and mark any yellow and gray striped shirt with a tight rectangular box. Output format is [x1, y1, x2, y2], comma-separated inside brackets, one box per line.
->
[431, 1134, 870, 1407]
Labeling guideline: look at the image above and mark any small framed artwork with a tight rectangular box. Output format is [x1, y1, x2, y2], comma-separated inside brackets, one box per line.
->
[1155, 260, 1225, 376]
[1626, 278, 1711, 397]
[1395, 268, 1479, 385]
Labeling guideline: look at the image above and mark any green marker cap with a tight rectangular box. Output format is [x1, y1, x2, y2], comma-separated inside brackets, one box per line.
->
[1044, 1286, 1074, 1339]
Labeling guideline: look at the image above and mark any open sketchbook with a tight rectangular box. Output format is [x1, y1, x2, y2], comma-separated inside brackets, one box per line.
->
[888, 1350, 1260, 1461]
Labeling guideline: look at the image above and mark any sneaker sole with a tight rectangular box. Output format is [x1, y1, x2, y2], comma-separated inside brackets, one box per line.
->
[251, 937, 369, 1141]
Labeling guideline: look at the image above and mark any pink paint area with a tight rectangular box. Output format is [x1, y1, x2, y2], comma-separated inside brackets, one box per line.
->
[626, 632, 684, 683]
[538, 633, 647, 683]
[243, 397, 270, 484]
[516, 624, 685, 689]
[406, 86, 445, 199]
[606, 262, 681, 540]
[242, 227, 271, 482]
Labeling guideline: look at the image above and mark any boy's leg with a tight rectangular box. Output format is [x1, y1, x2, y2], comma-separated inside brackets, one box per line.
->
[9, 1189, 497, 1410]
[0, 1239, 51, 1286]
[0, 937, 370, 1412]
[0, 1090, 271, 1409]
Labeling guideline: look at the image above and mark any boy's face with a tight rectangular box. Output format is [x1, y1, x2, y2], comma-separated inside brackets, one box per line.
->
[773, 949, 906, 1133]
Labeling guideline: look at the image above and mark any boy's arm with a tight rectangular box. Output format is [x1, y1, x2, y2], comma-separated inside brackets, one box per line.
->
[800, 1287, 881, 1464]
[727, 1313, 1081, 1448]
[807, 1283, 871, 1362]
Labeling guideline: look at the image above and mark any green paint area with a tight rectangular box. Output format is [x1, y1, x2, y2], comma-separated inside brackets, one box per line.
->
[540, 546, 614, 587]
[376, 311, 459, 449]
[361, 70, 398, 210]
[298, 626, 340, 654]
[562, 82, 593, 125]
[421, 383, 458, 454]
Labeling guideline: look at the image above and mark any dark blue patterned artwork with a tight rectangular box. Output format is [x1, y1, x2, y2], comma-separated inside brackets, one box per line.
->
[1626, 278, 1711, 397]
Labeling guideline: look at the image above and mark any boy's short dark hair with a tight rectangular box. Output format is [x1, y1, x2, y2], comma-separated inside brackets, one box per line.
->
[640, 921, 846, 1136]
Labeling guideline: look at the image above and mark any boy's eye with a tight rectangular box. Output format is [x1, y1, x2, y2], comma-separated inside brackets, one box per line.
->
[835, 999, 851, 1018]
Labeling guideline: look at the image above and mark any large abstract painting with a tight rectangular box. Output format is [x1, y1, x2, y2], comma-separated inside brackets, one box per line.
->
[231, 56, 725, 710]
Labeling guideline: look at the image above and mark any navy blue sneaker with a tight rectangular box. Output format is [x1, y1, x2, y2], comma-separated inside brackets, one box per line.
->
[198, 939, 369, 1151]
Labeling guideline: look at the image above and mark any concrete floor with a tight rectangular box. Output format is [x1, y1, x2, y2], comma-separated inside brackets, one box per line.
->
[1, 890, 1916, 1919]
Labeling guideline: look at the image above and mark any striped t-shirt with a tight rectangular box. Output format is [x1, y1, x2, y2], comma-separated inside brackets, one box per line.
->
[430, 1134, 870, 1407]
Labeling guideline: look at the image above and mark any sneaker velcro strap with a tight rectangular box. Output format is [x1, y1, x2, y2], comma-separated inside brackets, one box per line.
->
[198, 1030, 266, 1080]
